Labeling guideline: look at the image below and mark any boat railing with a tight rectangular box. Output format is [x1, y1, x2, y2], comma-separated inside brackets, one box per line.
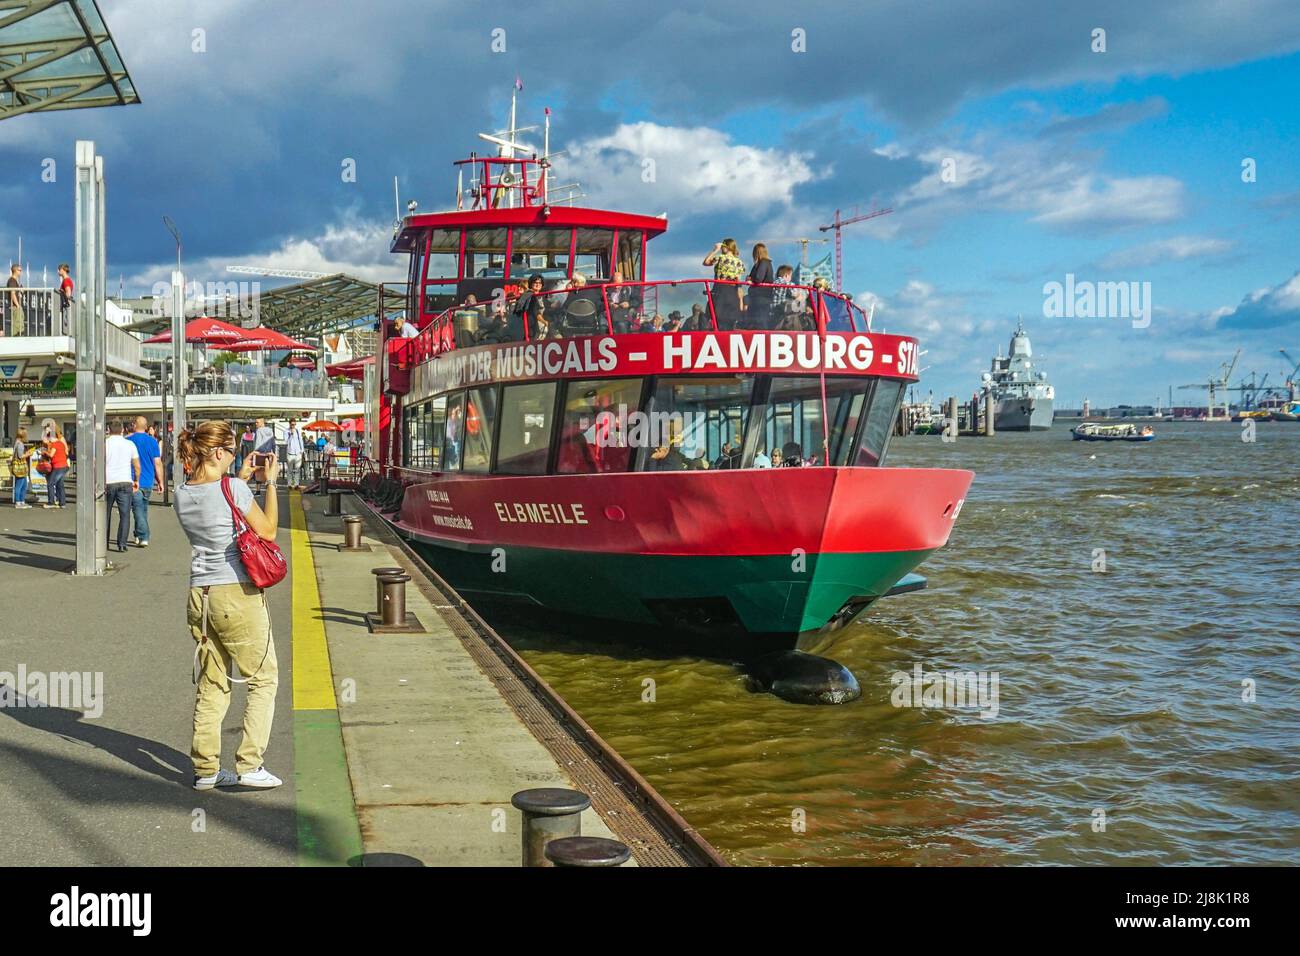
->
[392, 279, 871, 368]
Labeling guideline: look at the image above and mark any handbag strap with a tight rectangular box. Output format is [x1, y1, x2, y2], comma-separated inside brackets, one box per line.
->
[220, 476, 251, 540]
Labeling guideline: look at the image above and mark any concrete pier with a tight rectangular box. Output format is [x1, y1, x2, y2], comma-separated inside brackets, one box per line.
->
[0, 486, 719, 866]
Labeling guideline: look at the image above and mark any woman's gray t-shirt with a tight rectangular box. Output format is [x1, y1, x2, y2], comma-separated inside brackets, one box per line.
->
[175, 478, 255, 586]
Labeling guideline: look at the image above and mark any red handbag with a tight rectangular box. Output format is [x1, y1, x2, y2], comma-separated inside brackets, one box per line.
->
[221, 476, 287, 588]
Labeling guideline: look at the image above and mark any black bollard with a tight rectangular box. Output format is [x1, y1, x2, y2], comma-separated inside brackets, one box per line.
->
[326, 489, 343, 516]
[544, 836, 631, 868]
[511, 789, 591, 867]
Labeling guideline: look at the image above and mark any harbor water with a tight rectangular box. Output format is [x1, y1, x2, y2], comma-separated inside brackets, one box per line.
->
[500, 421, 1300, 865]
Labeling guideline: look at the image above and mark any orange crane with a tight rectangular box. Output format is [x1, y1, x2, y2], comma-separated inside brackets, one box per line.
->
[819, 206, 893, 292]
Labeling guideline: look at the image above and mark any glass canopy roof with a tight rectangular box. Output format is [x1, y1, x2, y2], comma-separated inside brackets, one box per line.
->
[0, 0, 140, 120]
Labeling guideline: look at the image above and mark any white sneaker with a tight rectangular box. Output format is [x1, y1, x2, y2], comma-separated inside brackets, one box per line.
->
[14, 503, 31, 509]
[238, 767, 283, 789]
[137, 540, 149, 548]
[193, 768, 238, 791]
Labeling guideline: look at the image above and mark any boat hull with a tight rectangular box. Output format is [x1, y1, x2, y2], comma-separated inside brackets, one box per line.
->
[390, 466, 973, 644]
[994, 396, 1054, 431]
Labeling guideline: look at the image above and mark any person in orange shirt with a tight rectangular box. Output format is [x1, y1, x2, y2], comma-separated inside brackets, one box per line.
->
[42, 427, 70, 508]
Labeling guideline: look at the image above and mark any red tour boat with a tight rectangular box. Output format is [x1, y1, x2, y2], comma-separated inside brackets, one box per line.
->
[365, 114, 973, 653]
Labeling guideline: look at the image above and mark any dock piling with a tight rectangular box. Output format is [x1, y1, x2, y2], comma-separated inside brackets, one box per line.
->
[326, 488, 343, 516]
[984, 391, 996, 437]
[511, 788, 592, 867]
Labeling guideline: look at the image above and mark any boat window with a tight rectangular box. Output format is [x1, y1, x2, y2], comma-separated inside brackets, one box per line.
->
[444, 392, 465, 470]
[496, 381, 558, 475]
[854, 379, 903, 466]
[509, 227, 572, 279]
[554, 378, 644, 474]
[573, 228, 614, 281]
[423, 228, 461, 316]
[761, 376, 831, 466]
[462, 386, 497, 474]
[641, 375, 755, 471]
[427, 395, 446, 470]
[464, 228, 509, 279]
[616, 230, 643, 282]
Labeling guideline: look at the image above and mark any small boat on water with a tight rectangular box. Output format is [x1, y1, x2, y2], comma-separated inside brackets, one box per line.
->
[1071, 422, 1155, 442]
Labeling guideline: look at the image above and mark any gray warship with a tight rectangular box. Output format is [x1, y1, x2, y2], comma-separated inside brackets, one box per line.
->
[980, 321, 1054, 431]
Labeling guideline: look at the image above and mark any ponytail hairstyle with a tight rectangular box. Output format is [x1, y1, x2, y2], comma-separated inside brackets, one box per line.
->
[752, 242, 769, 263]
[176, 420, 235, 477]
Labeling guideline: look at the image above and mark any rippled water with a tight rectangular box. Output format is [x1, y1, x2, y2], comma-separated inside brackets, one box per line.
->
[500, 422, 1300, 865]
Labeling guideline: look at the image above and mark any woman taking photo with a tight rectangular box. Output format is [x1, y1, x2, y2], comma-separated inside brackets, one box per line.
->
[174, 420, 282, 791]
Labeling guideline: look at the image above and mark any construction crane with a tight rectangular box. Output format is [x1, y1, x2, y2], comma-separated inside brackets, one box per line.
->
[818, 206, 893, 292]
[770, 236, 829, 269]
[1226, 371, 1274, 410]
[1281, 348, 1300, 401]
[1178, 349, 1241, 420]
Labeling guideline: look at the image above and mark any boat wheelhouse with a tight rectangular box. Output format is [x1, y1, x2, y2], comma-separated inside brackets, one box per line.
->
[367, 130, 972, 648]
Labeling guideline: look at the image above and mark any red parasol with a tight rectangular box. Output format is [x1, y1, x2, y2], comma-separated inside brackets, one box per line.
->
[223, 326, 317, 352]
[326, 355, 373, 381]
[303, 420, 342, 432]
[144, 317, 251, 345]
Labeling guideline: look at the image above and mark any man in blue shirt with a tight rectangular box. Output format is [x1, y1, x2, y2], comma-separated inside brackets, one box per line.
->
[127, 415, 163, 547]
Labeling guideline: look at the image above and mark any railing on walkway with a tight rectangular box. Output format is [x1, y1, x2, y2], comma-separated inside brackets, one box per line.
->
[123, 365, 330, 399]
[2, 288, 143, 368]
[394, 278, 870, 367]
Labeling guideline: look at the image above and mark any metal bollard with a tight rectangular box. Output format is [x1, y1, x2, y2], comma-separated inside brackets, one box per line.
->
[544, 836, 631, 868]
[370, 566, 403, 612]
[326, 488, 343, 516]
[378, 572, 410, 627]
[511, 788, 592, 867]
[338, 515, 370, 552]
[365, 568, 425, 634]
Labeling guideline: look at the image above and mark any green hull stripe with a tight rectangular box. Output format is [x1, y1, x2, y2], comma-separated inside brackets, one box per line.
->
[294, 709, 363, 866]
[415, 544, 932, 634]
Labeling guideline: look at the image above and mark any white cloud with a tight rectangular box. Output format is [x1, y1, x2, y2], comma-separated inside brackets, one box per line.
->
[561, 122, 818, 222]
[1099, 235, 1233, 270]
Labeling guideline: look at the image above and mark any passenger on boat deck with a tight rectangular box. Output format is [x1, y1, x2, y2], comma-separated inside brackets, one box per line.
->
[753, 447, 772, 468]
[704, 239, 746, 329]
[688, 302, 709, 331]
[393, 315, 419, 339]
[772, 264, 795, 318]
[780, 441, 804, 466]
[607, 269, 639, 332]
[665, 311, 685, 332]
[650, 313, 665, 332]
[684, 446, 710, 470]
[770, 447, 784, 467]
[745, 243, 775, 329]
[649, 441, 686, 470]
[507, 273, 545, 341]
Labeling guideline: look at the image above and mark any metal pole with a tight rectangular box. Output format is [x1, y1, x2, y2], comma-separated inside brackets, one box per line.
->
[160, 358, 170, 505]
[170, 269, 186, 490]
[74, 141, 105, 576]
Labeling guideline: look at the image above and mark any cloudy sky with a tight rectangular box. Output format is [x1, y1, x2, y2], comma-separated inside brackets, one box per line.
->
[3, 0, 1300, 405]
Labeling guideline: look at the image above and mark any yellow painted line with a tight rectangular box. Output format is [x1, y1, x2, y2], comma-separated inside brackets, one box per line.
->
[290, 491, 338, 710]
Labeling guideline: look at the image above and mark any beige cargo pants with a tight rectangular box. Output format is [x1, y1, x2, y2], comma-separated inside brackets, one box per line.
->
[187, 582, 279, 777]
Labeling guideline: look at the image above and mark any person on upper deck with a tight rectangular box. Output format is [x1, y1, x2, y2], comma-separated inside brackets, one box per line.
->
[745, 243, 775, 329]
[687, 302, 710, 331]
[507, 273, 545, 341]
[606, 268, 640, 333]
[392, 315, 419, 339]
[704, 239, 746, 330]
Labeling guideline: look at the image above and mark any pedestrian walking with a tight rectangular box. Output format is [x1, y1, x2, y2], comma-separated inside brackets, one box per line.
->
[126, 415, 163, 546]
[174, 420, 282, 791]
[285, 420, 304, 487]
[41, 427, 70, 508]
[9, 427, 34, 508]
[104, 419, 140, 552]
